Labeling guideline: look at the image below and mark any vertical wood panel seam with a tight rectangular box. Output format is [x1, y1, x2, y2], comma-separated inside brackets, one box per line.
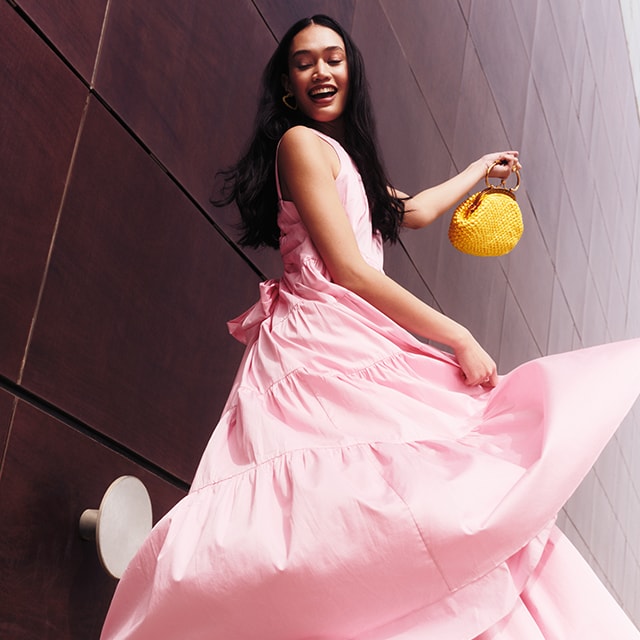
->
[375, 0, 459, 317]
[90, 0, 112, 89]
[17, 94, 92, 386]
[465, 2, 523, 151]
[377, 0, 452, 170]
[397, 239, 443, 313]
[0, 395, 19, 483]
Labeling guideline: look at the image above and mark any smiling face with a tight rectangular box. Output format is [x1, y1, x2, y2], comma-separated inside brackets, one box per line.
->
[283, 24, 349, 130]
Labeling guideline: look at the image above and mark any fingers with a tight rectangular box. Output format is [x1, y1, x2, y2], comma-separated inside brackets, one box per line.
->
[460, 365, 498, 388]
[488, 158, 522, 183]
[490, 151, 522, 172]
[483, 370, 499, 388]
[501, 152, 522, 171]
[460, 371, 497, 388]
[454, 334, 498, 389]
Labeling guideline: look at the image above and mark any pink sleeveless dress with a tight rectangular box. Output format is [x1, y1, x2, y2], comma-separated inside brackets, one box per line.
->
[101, 130, 640, 639]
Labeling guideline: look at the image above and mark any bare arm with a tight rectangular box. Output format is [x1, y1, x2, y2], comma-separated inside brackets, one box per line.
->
[277, 126, 498, 387]
[398, 152, 522, 229]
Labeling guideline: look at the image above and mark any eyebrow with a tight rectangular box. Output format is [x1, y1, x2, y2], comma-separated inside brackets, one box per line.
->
[291, 46, 345, 59]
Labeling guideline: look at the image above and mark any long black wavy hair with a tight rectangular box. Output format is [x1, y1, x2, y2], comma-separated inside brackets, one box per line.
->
[213, 14, 405, 249]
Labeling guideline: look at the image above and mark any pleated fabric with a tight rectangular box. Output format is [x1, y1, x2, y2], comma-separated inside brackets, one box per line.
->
[101, 130, 640, 639]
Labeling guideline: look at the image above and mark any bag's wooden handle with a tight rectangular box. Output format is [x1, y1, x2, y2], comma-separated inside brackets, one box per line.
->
[485, 160, 521, 192]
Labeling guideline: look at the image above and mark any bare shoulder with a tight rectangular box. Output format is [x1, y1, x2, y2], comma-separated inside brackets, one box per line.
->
[279, 125, 324, 149]
[279, 126, 339, 177]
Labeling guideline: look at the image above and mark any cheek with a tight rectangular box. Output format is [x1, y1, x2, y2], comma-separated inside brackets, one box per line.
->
[291, 75, 308, 96]
[340, 74, 349, 98]
[339, 69, 349, 90]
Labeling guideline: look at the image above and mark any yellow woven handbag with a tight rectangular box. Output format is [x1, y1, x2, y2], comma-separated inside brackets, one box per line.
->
[448, 162, 523, 257]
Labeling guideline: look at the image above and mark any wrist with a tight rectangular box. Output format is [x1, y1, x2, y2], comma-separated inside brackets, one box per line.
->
[447, 325, 473, 351]
[466, 158, 488, 183]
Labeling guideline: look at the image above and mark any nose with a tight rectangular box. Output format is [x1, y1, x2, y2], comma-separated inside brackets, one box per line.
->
[313, 60, 331, 80]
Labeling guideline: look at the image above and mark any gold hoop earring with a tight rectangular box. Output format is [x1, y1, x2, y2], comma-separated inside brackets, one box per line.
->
[282, 91, 297, 111]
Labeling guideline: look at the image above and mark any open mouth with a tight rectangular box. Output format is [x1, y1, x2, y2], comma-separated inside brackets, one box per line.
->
[308, 86, 337, 101]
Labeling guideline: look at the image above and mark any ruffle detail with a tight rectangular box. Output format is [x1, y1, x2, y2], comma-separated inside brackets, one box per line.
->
[102, 442, 552, 639]
[101, 128, 640, 640]
[227, 278, 279, 345]
[103, 430, 640, 639]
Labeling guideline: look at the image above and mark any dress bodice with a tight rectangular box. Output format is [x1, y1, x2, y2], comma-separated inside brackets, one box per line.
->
[276, 129, 384, 284]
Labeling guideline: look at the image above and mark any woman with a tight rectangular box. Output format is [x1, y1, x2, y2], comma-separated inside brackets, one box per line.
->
[102, 15, 640, 639]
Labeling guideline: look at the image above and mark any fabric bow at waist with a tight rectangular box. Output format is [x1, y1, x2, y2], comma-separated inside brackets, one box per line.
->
[227, 278, 280, 345]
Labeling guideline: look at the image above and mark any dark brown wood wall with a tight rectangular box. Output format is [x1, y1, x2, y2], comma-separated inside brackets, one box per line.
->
[1, 0, 640, 637]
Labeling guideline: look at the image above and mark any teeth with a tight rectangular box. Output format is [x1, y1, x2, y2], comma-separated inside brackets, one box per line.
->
[310, 87, 336, 97]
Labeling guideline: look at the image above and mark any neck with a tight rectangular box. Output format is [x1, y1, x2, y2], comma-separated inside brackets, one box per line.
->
[310, 119, 345, 145]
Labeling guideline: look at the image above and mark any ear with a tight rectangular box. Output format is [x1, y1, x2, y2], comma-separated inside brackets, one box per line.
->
[281, 73, 292, 94]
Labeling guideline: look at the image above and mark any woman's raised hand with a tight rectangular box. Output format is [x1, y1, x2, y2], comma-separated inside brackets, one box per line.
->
[476, 151, 521, 182]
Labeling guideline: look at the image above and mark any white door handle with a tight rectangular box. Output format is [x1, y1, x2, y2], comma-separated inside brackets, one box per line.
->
[79, 475, 152, 579]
